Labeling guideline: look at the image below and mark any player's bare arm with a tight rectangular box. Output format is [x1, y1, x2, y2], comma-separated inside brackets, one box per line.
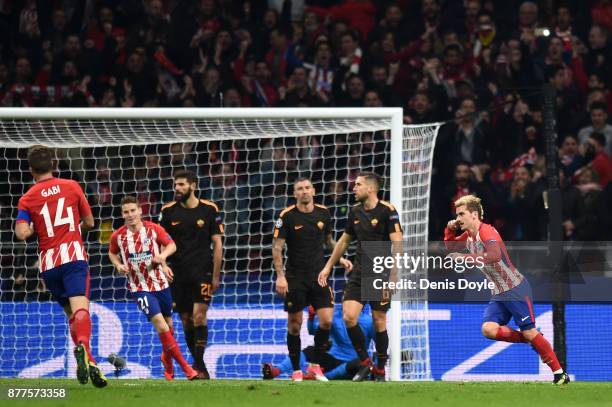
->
[80, 214, 95, 232]
[325, 233, 353, 272]
[108, 251, 129, 275]
[211, 234, 222, 292]
[152, 241, 177, 266]
[318, 232, 352, 287]
[389, 231, 403, 283]
[272, 237, 288, 297]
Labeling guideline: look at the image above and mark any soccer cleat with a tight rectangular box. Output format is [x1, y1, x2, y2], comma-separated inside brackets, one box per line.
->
[352, 359, 372, 382]
[184, 365, 199, 381]
[262, 363, 274, 380]
[291, 370, 303, 382]
[553, 372, 570, 385]
[88, 362, 108, 388]
[306, 363, 328, 382]
[196, 368, 210, 380]
[371, 366, 386, 382]
[161, 352, 174, 381]
[73, 344, 89, 385]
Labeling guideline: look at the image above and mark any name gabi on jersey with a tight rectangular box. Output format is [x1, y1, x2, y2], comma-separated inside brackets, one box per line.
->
[41, 185, 61, 198]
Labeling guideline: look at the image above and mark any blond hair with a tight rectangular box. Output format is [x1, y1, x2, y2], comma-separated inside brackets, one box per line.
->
[454, 195, 484, 219]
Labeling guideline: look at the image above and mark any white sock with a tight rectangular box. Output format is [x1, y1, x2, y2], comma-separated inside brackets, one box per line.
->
[553, 369, 563, 374]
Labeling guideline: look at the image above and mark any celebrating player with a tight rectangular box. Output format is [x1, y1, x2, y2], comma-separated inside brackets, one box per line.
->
[263, 305, 375, 380]
[444, 195, 570, 385]
[273, 177, 353, 382]
[109, 196, 198, 381]
[160, 170, 223, 379]
[14, 145, 107, 387]
[318, 172, 403, 382]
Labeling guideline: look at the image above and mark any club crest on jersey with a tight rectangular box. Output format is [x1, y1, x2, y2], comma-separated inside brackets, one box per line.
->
[197, 219, 205, 228]
[317, 221, 324, 230]
[41, 185, 61, 197]
[275, 218, 283, 229]
[371, 218, 378, 226]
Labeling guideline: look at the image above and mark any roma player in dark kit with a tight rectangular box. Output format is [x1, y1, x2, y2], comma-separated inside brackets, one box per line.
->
[160, 170, 223, 379]
[318, 173, 403, 382]
[272, 177, 352, 382]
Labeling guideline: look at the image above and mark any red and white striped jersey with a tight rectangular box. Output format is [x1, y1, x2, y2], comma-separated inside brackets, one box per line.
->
[109, 221, 173, 293]
[444, 223, 524, 295]
[16, 177, 91, 272]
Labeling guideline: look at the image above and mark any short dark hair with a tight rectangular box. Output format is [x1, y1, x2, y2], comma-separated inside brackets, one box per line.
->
[173, 169, 197, 184]
[120, 196, 139, 207]
[590, 101, 608, 113]
[294, 176, 312, 186]
[358, 172, 382, 191]
[27, 145, 54, 174]
[589, 132, 606, 147]
[544, 64, 564, 81]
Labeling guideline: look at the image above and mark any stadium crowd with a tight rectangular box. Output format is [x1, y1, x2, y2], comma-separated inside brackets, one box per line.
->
[1, 0, 612, 280]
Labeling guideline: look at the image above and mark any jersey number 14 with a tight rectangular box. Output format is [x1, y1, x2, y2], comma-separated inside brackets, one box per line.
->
[40, 198, 76, 237]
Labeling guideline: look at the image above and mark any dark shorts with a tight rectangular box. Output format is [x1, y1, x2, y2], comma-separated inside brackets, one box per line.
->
[284, 278, 334, 314]
[342, 280, 390, 312]
[41, 260, 89, 307]
[172, 278, 213, 313]
[483, 280, 536, 330]
[131, 287, 173, 320]
[303, 346, 344, 372]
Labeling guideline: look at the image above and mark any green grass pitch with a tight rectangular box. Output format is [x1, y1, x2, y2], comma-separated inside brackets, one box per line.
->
[1, 379, 612, 407]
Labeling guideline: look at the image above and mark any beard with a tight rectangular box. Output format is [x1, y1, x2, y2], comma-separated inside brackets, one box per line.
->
[175, 188, 192, 203]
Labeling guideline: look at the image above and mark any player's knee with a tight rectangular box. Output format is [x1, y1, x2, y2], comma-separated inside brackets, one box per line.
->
[287, 321, 301, 336]
[521, 328, 538, 342]
[343, 312, 358, 328]
[318, 318, 332, 330]
[180, 313, 193, 328]
[481, 323, 499, 339]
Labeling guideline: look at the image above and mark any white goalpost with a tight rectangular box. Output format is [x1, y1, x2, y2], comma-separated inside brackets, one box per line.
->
[0, 107, 441, 381]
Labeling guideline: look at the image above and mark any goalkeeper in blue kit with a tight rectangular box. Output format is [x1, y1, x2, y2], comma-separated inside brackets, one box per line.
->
[263, 305, 375, 380]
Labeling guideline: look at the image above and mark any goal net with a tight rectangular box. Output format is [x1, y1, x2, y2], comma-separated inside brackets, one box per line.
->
[0, 108, 441, 381]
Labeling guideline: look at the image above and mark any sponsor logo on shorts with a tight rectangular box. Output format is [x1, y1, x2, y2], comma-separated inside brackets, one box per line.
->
[171, 221, 181, 226]
[294, 225, 303, 230]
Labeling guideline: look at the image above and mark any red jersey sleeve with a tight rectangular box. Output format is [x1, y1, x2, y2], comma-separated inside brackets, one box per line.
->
[16, 196, 32, 225]
[73, 181, 92, 218]
[109, 230, 120, 254]
[443, 227, 468, 251]
[475, 224, 502, 264]
[153, 223, 173, 247]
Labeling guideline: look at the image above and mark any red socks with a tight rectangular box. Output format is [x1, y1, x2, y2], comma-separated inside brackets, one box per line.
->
[495, 326, 527, 343]
[159, 330, 190, 370]
[69, 308, 96, 363]
[530, 333, 562, 372]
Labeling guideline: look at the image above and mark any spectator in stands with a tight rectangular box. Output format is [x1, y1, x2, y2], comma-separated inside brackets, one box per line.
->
[505, 165, 542, 240]
[575, 132, 612, 188]
[577, 102, 612, 154]
[560, 135, 584, 178]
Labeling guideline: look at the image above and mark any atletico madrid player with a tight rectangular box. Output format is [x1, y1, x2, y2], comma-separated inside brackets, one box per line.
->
[109, 196, 197, 381]
[15, 145, 107, 387]
[444, 195, 570, 385]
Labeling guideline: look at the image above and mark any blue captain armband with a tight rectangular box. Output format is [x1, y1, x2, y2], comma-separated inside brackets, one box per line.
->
[16, 210, 32, 223]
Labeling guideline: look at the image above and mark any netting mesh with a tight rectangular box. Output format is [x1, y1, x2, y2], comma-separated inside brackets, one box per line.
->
[0, 113, 440, 380]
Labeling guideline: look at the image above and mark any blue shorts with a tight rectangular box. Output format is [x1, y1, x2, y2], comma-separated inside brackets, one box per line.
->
[131, 288, 173, 320]
[41, 261, 89, 307]
[483, 279, 536, 330]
